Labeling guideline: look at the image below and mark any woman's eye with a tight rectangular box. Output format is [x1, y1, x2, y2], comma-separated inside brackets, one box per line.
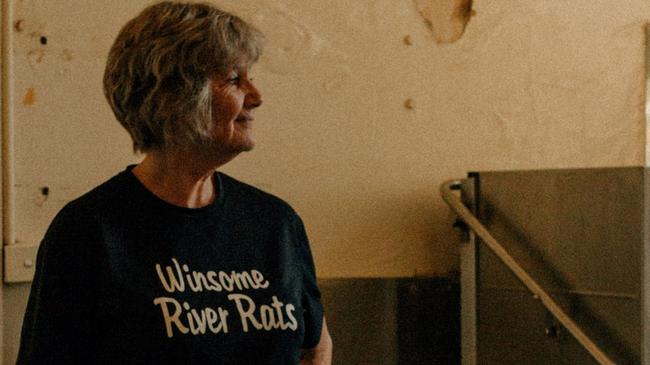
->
[228, 76, 240, 84]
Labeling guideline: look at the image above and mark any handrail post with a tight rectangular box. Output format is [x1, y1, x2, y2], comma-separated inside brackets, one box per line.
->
[457, 177, 477, 365]
[441, 179, 617, 365]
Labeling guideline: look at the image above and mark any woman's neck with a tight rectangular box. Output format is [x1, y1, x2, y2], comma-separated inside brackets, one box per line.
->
[132, 148, 220, 209]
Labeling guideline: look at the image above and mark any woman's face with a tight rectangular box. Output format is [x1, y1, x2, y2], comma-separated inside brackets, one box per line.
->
[208, 64, 263, 156]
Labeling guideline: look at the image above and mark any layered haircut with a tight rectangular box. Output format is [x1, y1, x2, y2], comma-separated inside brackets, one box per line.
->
[103, 1, 264, 152]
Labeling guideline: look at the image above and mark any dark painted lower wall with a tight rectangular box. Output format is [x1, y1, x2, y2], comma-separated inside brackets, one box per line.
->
[319, 277, 459, 365]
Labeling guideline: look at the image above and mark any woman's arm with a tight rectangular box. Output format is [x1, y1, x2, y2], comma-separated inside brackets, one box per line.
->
[17, 207, 99, 364]
[301, 317, 333, 365]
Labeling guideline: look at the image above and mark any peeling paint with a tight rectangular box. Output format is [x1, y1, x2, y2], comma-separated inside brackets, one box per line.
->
[414, 0, 474, 43]
[22, 87, 36, 106]
[251, 4, 351, 91]
[404, 99, 415, 110]
[251, 9, 317, 75]
[403, 35, 413, 46]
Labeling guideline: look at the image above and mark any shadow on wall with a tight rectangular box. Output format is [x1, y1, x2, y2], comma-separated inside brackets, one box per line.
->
[319, 277, 460, 365]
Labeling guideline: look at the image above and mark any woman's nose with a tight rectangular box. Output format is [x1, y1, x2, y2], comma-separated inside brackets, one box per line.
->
[245, 82, 263, 109]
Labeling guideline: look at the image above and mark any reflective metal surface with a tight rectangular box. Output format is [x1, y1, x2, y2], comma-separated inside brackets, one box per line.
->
[475, 168, 643, 364]
[442, 177, 617, 365]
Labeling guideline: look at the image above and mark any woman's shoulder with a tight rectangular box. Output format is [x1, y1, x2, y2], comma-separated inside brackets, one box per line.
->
[50, 168, 135, 227]
[218, 172, 298, 217]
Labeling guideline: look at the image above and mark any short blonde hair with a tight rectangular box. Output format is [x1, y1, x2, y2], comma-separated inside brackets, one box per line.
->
[103, 1, 264, 152]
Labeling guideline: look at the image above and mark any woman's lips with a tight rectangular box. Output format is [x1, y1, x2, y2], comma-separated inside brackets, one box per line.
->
[235, 113, 253, 122]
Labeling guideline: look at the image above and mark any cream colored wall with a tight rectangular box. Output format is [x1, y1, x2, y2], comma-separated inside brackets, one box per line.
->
[2, 0, 650, 363]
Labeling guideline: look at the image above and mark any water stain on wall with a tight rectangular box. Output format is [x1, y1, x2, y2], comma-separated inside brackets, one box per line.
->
[62, 49, 73, 61]
[27, 49, 45, 66]
[29, 31, 46, 44]
[14, 19, 51, 67]
[14, 19, 25, 32]
[414, 0, 474, 43]
[22, 87, 36, 106]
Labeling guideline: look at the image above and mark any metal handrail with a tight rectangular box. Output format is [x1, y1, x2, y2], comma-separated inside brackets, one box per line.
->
[440, 179, 616, 365]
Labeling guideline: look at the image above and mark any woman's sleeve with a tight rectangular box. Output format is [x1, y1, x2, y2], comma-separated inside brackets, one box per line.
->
[17, 205, 100, 364]
[294, 215, 324, 349]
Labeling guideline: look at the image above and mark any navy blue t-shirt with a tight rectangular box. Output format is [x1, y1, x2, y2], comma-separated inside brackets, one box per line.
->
[18, 166, 323, 365]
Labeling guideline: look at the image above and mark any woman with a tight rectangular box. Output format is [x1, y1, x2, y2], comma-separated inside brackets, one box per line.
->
[18, 2, 332, 364]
